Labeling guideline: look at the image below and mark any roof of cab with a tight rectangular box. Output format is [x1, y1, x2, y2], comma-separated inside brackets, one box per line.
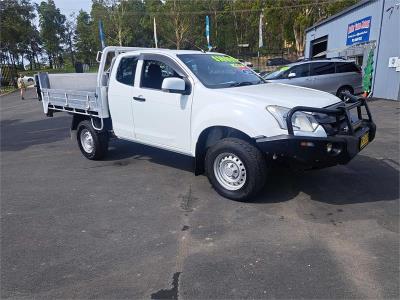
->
[118, 48, 222, 58]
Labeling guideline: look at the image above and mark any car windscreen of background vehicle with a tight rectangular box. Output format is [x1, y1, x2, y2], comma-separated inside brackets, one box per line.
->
[177, 54, 263, 88]
[264, 65, 290, 79]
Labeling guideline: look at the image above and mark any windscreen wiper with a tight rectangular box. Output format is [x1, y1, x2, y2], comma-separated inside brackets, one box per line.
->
[229, 81, 254, 87]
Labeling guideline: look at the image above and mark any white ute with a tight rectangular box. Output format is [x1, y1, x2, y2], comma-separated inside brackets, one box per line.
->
[37, 47, 376, 200]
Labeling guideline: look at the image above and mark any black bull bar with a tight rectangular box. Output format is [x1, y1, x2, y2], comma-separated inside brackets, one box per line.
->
[286, 93, 373, 136]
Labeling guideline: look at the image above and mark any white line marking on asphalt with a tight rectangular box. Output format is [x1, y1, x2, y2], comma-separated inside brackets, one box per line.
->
[380, 158, 400, 171]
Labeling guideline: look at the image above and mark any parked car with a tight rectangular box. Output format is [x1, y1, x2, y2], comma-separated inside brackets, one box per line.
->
[266, 57, 292, 66]
[263, 59, 362, 101]
[22, 75, 35, 86]
[37, 47, 375, 201]
[239, 59, 253, 68]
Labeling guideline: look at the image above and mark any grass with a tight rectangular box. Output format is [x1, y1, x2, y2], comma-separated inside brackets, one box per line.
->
[20, 65, 99, 77]
[0, 86, 17, 95]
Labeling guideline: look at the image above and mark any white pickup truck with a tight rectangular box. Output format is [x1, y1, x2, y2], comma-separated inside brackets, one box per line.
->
[37, 46, 376, 200]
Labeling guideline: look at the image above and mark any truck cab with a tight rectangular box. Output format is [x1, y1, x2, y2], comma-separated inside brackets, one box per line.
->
[37, 46, 376, 201]
[108, 51, 194, 152]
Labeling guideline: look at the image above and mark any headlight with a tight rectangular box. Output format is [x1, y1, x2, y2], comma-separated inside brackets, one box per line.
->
[266, 105, 319, 132]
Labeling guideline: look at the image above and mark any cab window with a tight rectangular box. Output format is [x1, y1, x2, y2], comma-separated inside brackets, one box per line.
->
[141, 60, 181, 90]
[116, 56, 138, 86]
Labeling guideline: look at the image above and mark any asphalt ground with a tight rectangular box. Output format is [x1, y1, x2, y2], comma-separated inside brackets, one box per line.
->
[1, 88, 399, 299]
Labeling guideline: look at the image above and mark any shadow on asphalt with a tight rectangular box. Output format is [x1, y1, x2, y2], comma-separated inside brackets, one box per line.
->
[102, 140, 399, 285]
[106, 139, 399, 206]
[251, 155, 399, 205]
[0, 116, 71, 152]
[2, 116, 398, 208]
[105, 139, 194, 173]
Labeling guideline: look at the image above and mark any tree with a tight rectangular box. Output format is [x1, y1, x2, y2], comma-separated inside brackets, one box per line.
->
[0, 0, 361, 73]
[161, 0, 192, 49]
[288, 0, 358, 56]
[37, 0, 66, 68]
[90, 0, 143, 48]
[141, 0, 164, 47]
[75, 10, 97, 64]
[0, 0, 38, 69]
[65, 15, 76, 66]
[111, 0, 131, 46]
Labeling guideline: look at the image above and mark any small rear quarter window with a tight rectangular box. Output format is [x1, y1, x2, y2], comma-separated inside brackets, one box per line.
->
[116, 56, 138, 86]
[335, 62, 360, 73]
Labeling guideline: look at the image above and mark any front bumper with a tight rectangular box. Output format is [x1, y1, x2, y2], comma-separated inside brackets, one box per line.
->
[256, 96, 376, 169]
[256, 121, 375, 168]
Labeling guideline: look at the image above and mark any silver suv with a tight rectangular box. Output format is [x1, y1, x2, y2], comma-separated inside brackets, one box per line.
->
[263, 59, 362, 100]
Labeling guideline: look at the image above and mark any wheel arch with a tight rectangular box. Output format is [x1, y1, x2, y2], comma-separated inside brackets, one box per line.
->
[71, 114, 90, 131]
[336, 85, 354, 96]
[71, 115, 112, 134]
[194, 126, 256, 175]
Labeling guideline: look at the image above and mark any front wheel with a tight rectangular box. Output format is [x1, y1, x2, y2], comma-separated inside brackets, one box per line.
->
[77, 120, 108, 160]
[205, 138, 267, 201]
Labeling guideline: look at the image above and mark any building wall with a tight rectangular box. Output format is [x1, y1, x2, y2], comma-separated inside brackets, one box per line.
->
[373, 0, 400, 100]
[305, 0, 400, 100]
[305, 1, 383, 59]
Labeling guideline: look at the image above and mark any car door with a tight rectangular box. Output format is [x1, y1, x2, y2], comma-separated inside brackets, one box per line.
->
[131, 54, 193, 153]
[278, 63, 312, 88]
[309, 62, 337, 93]
[108, 55, 139, 139]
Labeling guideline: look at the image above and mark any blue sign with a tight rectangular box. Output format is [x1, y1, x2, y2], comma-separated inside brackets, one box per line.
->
[98, 20, 106, 49]
[346, 16, 372, 46]
[205, 16, 211, 51]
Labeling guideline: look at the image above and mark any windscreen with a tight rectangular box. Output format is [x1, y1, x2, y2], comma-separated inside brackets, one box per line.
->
[177, 54, 265, 89]
[263, 65, 290, 79]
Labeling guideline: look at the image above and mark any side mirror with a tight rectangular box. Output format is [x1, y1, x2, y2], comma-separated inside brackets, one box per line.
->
[162, 77, 186, 94]
[288, 72, 296, 79]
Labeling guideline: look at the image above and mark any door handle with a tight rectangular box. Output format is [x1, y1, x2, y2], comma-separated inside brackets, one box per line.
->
[133, 96, 146, 102]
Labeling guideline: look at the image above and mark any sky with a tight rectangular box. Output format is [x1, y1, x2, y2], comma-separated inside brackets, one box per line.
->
[32, 0, 92, 16]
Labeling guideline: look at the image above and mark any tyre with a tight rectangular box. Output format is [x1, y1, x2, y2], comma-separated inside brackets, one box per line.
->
[337, 86, 354, 101]
[76, 120, 108, 160]
[205, 138, 267, 201]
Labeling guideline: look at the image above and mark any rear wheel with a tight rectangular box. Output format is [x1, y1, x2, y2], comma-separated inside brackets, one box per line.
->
[77, 120, 108, 160]
[205, 138, 267, 201]
[337, 86, 354, 101]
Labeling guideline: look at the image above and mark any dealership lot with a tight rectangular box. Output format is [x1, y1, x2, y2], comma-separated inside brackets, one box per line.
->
[1, 89, 399, 299]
